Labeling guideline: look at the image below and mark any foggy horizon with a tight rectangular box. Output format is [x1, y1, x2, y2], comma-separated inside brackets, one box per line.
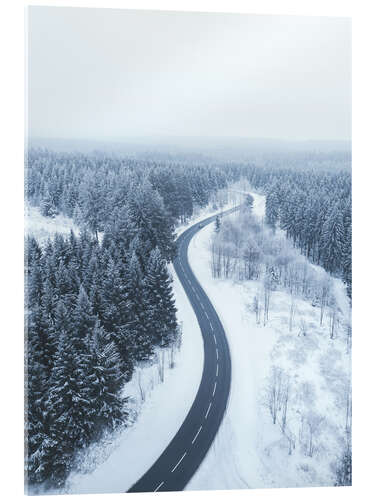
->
[27, 7, 351, 144]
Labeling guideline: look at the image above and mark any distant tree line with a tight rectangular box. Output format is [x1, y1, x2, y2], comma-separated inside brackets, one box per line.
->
[26, 149, 236, 231]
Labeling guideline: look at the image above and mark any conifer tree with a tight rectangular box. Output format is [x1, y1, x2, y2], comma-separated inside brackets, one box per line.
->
[214, 215, 221, 233]
[127, 181, 176, 262]
[265, 190, 279, 231]
[123, 252, 153, 360]
[46, 326, 94, 486]
[26, 333, 51, 485]
[245, 193, 254, 211]
[101, 257, 127, 331]
[28, 260, 44, 309]
[41, 191, 58, 218]
[71, 285, 96, 352]
[26, 236, 42, 273]
[321, 206, 345, 274]
[144, 247, 178, 347]
[85, 321, 126, 437]
[81, 177, 105, 240]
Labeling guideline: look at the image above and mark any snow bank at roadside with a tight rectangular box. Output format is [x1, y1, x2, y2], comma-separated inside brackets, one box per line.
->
[186, 193, 351, 490]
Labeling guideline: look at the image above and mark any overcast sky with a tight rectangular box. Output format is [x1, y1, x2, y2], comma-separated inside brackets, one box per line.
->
[27, 7, 351, 142]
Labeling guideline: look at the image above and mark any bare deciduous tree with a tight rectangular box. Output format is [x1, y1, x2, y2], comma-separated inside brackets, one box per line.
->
[168, 344, 175, 369]
[329, 298, 337, 339]
[263, 278, 272, 326]
[345, 321, 352, 353]
[157, 350, 165, 383]
[319, 277, 331, 326]
[345, 383, 352, 446]
[284, 426, 296, 455]
[289, 294, 296, 332]
[264, 366, 289, 426]
[299, 411, 325, 457]
[252, 294, 262, 325]
[137, 370, 146, 402]
[280, 374, 290, 434]
[298, 318, 308, 337]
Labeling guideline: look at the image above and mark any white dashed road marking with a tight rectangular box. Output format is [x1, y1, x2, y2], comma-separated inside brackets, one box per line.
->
[205, 402, 212, 419]
[192, 425, 203, 444]
[213, 382, 217, 397]
[216, 364, 219, 377]
[216, 348, 219, 360]
[171, 452, 187, 473]
[213, 334, 217, 344]
[154, 482, 164, 492]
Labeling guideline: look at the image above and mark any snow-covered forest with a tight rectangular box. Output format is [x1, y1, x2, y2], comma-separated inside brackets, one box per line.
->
[25, 147, 351, 492]
[25, 149, 242, 489]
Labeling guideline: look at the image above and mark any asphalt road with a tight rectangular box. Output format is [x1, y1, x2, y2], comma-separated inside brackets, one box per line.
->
[128, 206, 239, 493]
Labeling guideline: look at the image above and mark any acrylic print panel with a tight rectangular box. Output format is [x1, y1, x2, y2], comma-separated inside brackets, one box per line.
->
[25, 5, 352, 495]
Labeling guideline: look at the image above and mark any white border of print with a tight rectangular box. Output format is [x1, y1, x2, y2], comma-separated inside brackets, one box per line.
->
[1, 1, 373, 500]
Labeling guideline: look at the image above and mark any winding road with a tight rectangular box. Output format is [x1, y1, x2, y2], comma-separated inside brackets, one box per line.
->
[128, 206, 239, 493]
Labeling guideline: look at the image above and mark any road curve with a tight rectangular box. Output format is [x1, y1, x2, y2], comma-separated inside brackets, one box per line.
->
[128, 206, 239, 493]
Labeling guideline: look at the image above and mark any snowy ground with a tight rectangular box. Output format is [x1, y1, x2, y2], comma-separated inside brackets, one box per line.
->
[25, 204, 80, 244]
[186, 191, 351, 490]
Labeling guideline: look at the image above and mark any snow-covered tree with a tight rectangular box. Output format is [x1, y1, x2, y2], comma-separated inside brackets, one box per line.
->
[144, 247, 178, 347]
[214, 215, 221, 233]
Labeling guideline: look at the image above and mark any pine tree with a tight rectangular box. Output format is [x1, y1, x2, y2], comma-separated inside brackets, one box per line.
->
[321, 206, 345, 274]
[342, 201, 352, 297]
[85, 321, 126, 437]
[123, 252, 153, 360]
[71, 285, 96, 352]
[26, 333, 52, 485]
[101, 257, 127, 331]
[26, 236, 42, 274]
[79, 176, 105, 240]
[108, 325, 137, 381]
[28, 260, 44, 309]
[36, 280, 58, 376]
[214, 215, 221, 233]
[127, 181, 176, 262]
[41, 190, 58, 218]
[144, 247, 178, 347]
[265, 190, 279, 231]
[245, 194, 254, 211]
[335, 447, 352, 486]
[46, 326, 94, 486]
